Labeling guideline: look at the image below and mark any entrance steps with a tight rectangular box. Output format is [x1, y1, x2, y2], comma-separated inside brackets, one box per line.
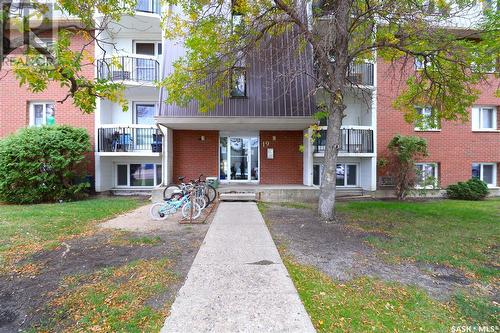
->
[218, 186, 258, 201]
[219, 191, 257, 201]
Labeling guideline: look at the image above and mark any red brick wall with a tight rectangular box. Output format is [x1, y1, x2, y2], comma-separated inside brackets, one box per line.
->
[172, 130, 219, 182]
[260, 131, 303, 184]
[0, 31, 96, 174]
[377, 58, 500, 187]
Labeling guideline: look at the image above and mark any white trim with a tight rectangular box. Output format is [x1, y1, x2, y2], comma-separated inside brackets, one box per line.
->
[97, 152, 161, 157]
[415, 162, 439, 189]
[133, 40, 162, 57]
[99, 124, 158, 129]
[218, 134, 260, 183]
[115, 162, 162, 188]
[472, 162, 497, 188]
[133, 101, 157, 125]
[313, 162, 360, 187]
[28, 101, 55, 126]
[472, 106, 497, 131]
[414, 106, 441, 131]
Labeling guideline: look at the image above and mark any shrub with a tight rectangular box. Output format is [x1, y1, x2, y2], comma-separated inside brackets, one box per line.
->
[0, 125, 91, 204]
[386, 135, 428, 200]
[446, 178, 489, 200]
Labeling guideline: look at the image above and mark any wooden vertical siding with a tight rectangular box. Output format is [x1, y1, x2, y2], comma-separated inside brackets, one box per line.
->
[159, 30, 316, 118]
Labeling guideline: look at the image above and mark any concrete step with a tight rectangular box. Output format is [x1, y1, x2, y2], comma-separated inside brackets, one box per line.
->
[219, 192, 257, 201]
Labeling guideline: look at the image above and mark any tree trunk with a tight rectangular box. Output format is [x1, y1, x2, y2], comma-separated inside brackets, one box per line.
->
[318, 101, 345, 220]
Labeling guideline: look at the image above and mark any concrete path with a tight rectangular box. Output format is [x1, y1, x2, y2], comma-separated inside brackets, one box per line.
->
[161, 202, 315, 333]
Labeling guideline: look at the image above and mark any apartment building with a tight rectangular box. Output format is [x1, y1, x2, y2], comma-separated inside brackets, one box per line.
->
[93, 0, 164, 193]
[1, 1, 497, 196]
[377, 59, 500, 190]
[155, 3, 498, 196]
[156, 6, 377, 194]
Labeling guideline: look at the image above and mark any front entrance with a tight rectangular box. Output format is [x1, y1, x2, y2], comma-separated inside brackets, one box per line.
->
[219, 136, 259, 182]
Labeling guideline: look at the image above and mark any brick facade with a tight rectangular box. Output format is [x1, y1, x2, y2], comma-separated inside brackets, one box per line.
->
[0, 32, 96, 174]
[171, 130, 304, 185]
[172, 130, 219, 182]
[260, 131, 303, 184]
[377, 58, 500, 187]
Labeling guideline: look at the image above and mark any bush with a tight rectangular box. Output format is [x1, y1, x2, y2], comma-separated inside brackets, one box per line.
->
[0, 125, 91, 204]
[446, 178, 489, 200]
[386, 135, 428, 200]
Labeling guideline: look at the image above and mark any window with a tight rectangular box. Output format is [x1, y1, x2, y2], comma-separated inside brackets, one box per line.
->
[472, 106, 497, 131]
[472, 163, 497, 187]
[313, 163, 358, 186]
[415, 163, 438, 188]
[134, 42, 162, 56]
[336, 163, 358, 187]
[415, 106, 440, 131]
[134, 102, 156, 125]
[136, 0, 160, 13]
[230, 67, 247, 97]
[29, 102, 55, 126]
[414, 56, 431, 70]
[134, 41, 162, 81]
[116, 163, 162, 187]
[313, 164, 323, 186]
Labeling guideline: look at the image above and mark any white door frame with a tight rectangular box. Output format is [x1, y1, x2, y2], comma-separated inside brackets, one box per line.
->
[219, 134, 260, 183]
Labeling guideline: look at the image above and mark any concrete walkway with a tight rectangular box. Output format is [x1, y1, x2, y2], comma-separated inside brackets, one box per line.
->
[161, 202, 315, 333]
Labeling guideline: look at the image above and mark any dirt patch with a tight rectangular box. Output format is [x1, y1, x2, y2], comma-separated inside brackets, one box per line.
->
[0, 217, 209, 332]
[262, 204, 471, 300]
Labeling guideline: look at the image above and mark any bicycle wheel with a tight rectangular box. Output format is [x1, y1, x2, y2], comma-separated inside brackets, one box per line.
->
[195, 196, 206, 210]
[181, 201, 202, 220]
[149, 203, 170, 220]
[163, 184, 181, 200]
[205, 184, 217, 203]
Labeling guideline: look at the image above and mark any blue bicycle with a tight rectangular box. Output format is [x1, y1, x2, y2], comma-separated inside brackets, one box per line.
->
[149, 192, 201, 220]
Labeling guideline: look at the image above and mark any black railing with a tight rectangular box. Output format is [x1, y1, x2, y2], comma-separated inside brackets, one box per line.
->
[347, 62, 374, 86]
[314, 128, 373, 154]
[98, 127, 163, 153]
[97, 56, 160, 82]
[136, 0, 160, 13]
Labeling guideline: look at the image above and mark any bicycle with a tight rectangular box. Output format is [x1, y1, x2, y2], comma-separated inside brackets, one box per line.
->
[150, 189, 202, 220]
[163, 174, 216, 207]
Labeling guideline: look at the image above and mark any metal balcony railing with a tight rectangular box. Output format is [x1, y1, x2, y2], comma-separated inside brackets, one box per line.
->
[97, 56, 160, 83]
[98, 126, 163, 153]
[136, 0, 160, 14]
[314, 128, 374, 154]
[347, 62, 374, 86]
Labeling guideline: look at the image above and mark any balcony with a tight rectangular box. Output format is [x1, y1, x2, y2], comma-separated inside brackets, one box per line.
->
[97, 125, 163, 153]
[97, 56, 160, 83]
[314, 127, 374, 154]
[136, 0, 160, 14]
[348, 62, 374, 86]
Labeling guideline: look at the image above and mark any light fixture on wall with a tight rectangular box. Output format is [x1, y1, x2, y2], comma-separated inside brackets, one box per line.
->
[272, 135, 276, 141]
[200, 135, 206, 141]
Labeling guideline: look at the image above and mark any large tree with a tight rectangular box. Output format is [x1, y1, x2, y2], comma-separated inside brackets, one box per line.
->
[161, 0, 499, 219]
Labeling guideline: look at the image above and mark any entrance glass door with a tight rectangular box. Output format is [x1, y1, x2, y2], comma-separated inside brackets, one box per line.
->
[220, 136, 259, 182]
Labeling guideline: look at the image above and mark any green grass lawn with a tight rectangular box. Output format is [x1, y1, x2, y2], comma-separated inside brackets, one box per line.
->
[337, 199, 500, 280]
[0, 197, 143, 271]
[284, 257, 462, 332]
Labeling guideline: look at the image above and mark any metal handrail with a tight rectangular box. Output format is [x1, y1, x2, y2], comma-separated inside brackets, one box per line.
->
[97, 126, 163, 152]
[97, 56, 160, 82]
[314, 128, 374, 154]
